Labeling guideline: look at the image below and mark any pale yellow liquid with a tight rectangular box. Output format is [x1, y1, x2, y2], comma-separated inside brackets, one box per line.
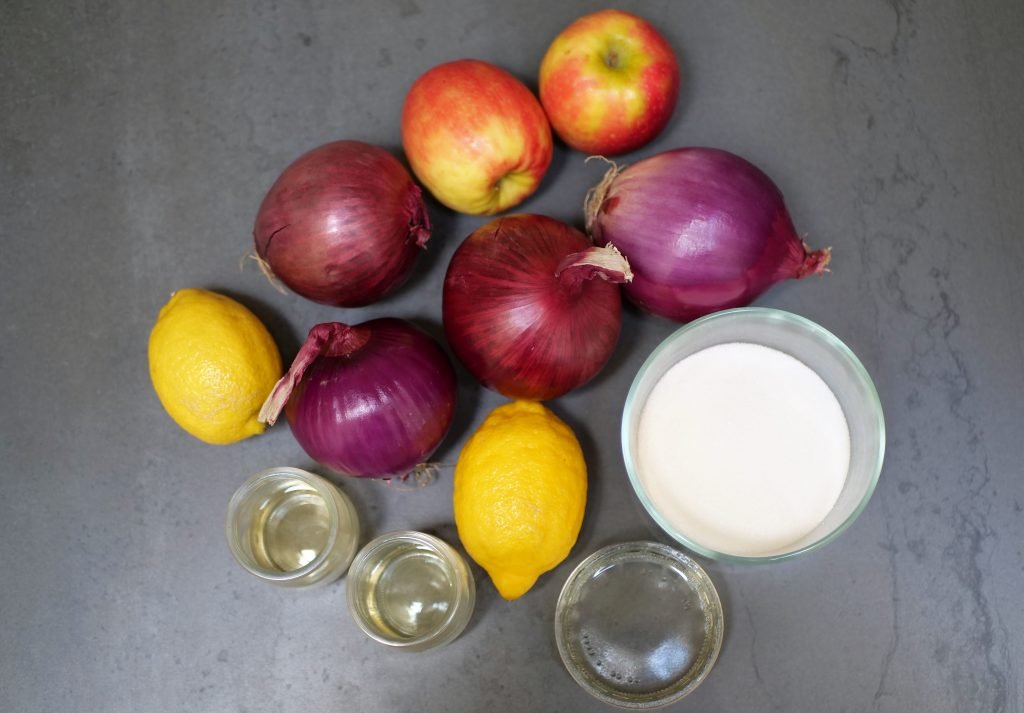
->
[362, 544, 455, 640]
[248, 479, 332, 572]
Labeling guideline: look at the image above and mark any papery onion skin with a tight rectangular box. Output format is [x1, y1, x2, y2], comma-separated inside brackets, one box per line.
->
[585, 147, 830, 322]
[259, 319, 457, 478]
[254, 140, 430, 307]
[443, 214, 631, 401]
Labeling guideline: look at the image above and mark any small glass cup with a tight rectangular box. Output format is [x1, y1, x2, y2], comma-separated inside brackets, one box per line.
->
[225, 467, 360, 587]
[346, 531, 475, 652]
[555, 541, 724, 709]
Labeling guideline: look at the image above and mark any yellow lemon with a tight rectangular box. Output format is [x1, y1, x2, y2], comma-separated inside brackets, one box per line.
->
[148, 288, 282, 445]
[454, 401, 587, 600]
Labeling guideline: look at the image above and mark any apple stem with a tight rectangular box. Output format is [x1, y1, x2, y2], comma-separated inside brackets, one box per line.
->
[583, 156, 623, 236]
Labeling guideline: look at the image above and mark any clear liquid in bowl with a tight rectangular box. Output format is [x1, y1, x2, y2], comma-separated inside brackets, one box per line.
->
[556, 542, 723, 708]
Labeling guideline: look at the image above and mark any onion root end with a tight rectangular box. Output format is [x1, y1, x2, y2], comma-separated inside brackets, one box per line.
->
[799, 243, 833, 277]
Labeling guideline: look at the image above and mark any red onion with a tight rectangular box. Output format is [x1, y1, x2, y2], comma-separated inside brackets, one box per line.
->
[585, 147, 831, 322]
[258, 319, 457, 478]
[443, 214, 632, 401]
[253, 141, 430, 307]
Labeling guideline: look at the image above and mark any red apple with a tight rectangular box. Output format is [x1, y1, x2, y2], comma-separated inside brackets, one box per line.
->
[401, 59, 553, 216]
[539, 9, 680, 156]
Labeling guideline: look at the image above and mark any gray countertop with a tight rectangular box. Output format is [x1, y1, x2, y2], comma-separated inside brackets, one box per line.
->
[3, 1, 1022, 711]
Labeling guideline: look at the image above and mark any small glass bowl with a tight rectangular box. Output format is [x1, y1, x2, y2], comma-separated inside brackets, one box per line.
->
[225, 467, 360, 587]
[555, 541, 724, 709]
[346, 531, 475, 653]
[622, 307, 885, 563]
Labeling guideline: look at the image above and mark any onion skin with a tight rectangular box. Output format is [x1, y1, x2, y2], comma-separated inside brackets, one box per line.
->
[585, 148, 831, 322]
[254, 141, 430, 307]
[443, 214, 631, 401]
[259, 319, 457, 478]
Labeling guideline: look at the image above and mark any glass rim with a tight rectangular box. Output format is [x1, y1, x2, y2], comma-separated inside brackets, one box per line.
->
[346, 530, 474, 650]
[554, 540, 724, 709]
[225, 466, 344, 582]
[621, 307, 886, 564]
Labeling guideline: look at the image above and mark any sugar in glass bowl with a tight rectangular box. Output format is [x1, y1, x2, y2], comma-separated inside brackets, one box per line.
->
[622, 308, 885, 563]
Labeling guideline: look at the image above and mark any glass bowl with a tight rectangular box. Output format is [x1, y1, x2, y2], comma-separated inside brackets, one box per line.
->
[346, 531, 475, 652]
[555, 541, 724, 709]
[622, 308, 885, 563]
[225, 467, 360, 587]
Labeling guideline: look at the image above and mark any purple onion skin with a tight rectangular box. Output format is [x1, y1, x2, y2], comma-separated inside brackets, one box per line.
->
[443, 214, 629, 401]
[254, 141, 430, 307]
[283, 319, 457, 478]
[587, 147, 829, 322]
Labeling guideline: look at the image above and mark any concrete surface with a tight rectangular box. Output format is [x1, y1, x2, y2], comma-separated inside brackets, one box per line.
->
[2, 1, 1022, 711]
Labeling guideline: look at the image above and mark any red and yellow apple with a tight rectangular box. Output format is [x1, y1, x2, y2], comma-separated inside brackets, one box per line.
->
[401, 59, 553, 216]
[539, 9, 680, 156]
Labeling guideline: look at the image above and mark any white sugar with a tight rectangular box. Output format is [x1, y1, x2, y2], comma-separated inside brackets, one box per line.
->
[637, 342, 850, 557]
